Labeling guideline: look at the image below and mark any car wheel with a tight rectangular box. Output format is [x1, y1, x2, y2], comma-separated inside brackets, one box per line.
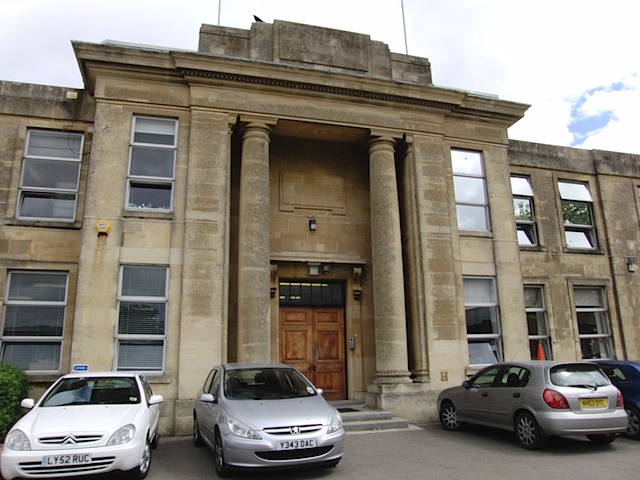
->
[587, 433, 617, 445]
[127, 438, 151, 479]
[193, 415, 205, 447]
[214, 429, 231, 478]
[515, 411, 547, 450]
[439, 401, 464, 431]
[624, 405, 640, 439]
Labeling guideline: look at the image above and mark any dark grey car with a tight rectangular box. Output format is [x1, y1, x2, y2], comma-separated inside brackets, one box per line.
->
[437, 361, 628, 449]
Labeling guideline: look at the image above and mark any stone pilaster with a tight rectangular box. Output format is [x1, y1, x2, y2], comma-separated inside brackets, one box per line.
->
[368, 135, 412, 384]
[237, 122, 272, 362]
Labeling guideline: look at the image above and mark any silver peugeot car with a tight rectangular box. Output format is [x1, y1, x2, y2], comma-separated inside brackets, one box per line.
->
[193, 363, 344, 476]
[437, 361, 628, 449]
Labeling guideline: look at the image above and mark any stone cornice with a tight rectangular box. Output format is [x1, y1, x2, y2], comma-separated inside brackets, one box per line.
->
[180, 68, 455, 111]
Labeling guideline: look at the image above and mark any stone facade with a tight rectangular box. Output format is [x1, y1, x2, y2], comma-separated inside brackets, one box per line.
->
[1, 21, 639, 434]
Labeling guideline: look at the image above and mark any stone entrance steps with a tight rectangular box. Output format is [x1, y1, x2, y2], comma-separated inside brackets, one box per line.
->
[331, 401, 411, 432]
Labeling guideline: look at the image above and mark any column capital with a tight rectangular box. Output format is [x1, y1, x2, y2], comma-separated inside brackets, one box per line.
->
[239, 115, 278, 127]
[369, 129, 403, 141]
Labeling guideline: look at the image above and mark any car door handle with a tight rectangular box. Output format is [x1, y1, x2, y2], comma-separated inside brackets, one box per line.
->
[513, 392, 521, 398]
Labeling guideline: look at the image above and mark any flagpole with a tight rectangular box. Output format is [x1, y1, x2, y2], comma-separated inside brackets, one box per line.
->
[217, 0, 222, 25]
[401, 0, 408, 54]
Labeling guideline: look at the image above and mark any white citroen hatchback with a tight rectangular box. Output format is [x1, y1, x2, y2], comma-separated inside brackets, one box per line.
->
[1, 371, 163, 480]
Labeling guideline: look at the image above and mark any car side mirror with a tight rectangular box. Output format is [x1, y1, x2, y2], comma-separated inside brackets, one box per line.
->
[20, 398, 35, 409]
[462, 380, 471, 389]
[200, 393, 216, 404]
[149, 394, 164, 405]
[316, 388, 324, 396]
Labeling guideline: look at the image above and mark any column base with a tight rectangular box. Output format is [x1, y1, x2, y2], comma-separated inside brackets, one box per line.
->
[372, 369, 413, 385]
[365, 382, 439, 425]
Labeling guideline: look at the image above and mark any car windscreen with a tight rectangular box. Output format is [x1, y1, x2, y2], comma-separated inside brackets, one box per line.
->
[224, 368, 317, 400]
[41, 377, 141, 406]
[550, 364, 610, 388]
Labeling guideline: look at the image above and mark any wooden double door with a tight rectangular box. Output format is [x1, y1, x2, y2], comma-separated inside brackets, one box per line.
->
[280, 307, 346, 400]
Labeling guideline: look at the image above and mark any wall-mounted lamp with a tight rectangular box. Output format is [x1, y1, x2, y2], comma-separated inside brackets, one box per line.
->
[628, 257, 638, 273]
[322, 264, 331, 274]
[308, 217, 317, 232]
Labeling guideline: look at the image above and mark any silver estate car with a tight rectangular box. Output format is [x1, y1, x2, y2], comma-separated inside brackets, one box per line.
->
[437, 361, 628, 449]
[193, 363, 344, 477]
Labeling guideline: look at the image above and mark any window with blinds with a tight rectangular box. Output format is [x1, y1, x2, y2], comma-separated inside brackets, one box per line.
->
[1, 271, 68, 371]
[116, 265, 168, 372]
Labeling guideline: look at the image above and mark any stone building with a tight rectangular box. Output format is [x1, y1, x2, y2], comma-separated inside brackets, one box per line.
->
[1, 20, 639, 434]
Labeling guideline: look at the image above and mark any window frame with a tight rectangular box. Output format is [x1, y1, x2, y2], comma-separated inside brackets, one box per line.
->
[1, 271, 69, 372]
[114, 265, 169, 373]
[17, 129, 84, 222]
[573, 286, 613, 359]
[524, 285, 552, 360]
[451, 149, 490, 232]
[558, 180, 597, 250]
[125, 116, 177, 212]
[511, 175, 538, 247]
[463, 276, 502, 367]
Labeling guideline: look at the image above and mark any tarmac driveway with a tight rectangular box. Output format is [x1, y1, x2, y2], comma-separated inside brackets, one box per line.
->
[3, 423, 639, 479]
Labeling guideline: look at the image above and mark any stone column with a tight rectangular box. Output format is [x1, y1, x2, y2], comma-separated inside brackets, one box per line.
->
[368, 135, 412, 384]
[237, 122, 272, 362]
[400, 140, 430, 383]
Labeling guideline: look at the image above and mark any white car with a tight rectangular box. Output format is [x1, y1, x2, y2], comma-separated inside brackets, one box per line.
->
[1, 371, 163, 479]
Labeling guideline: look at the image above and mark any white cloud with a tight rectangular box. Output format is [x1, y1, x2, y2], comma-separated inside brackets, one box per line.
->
[1, 0, 639, 154]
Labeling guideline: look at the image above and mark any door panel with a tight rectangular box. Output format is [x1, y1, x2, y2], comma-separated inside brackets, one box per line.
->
[280, 307, 346, 400]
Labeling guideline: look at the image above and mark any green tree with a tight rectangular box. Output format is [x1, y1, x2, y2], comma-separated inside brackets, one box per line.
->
[0, 363, 29, 441]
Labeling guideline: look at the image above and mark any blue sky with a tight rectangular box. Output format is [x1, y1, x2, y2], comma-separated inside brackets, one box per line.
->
[1, 0, 639, 155]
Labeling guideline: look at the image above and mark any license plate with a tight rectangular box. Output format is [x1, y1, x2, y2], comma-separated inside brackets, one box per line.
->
[42, 453, 92, 466]
[580, 398, 607, 408]
[277, 438, 317, 450]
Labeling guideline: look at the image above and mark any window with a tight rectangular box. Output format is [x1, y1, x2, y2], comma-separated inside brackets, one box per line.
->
[497, 366, 530, 388]
[558, 181, 597, 249]
[1, 271, 68, 371]
[468, 366, 500, 388]
[116, 265, 168, 372]
[18, 130, 84, 221]
[451, 149, 489, 231]
[574, 287, 613, 359]
[524, 286, 552, 360]
[511, 176, 538, 246]
[126, 116, 177, 211]
[464, 277, 502, 366]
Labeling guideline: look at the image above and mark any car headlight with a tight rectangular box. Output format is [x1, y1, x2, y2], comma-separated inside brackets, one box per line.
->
[227, 417, 261, 440]
[107, 424, 136, 446]
[327, 411, 343, 434]
[4, 429, 31, 451]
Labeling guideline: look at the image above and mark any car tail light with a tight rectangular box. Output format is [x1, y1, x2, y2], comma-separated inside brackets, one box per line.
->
[616, 391, 624, 408]
[543, 388, 569, 409]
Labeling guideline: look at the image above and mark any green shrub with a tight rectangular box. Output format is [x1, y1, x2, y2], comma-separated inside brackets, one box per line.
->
[0, 363, 29, 441]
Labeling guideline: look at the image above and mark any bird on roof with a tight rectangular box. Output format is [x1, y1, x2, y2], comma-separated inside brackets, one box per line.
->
[253, 15, 264, 22]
